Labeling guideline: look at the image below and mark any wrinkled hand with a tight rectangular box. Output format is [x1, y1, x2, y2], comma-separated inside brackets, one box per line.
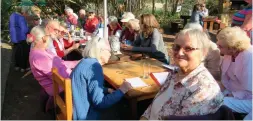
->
[122, 45, 133, 50]
[108, 88, 115, 94]
[72, 43, 80, 49]
[119, 81, 133, 94]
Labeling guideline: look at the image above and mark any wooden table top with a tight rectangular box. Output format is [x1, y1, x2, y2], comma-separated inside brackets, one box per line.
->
[103, 58, 167, 99]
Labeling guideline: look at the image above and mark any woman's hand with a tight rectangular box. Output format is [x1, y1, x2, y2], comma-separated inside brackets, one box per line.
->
[122, 45, 133, 50]
[72, 43, 80, 49]
[119, 81, 133, 94]
[108, 88, 115, 94]
[140, 116, 148, 120]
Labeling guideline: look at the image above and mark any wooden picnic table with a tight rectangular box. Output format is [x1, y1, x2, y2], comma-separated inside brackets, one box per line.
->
[102, 58, 167, 119]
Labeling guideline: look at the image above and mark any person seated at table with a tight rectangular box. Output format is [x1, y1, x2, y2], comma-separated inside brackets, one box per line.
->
[190, 4, 204, 26]
[84, 9, 99, 34]
[140, 29, 224, 120]
[71, 36, 133, 120]
[53, 25, 80, 59]
[200, 3, 208, 17]
[44, 20, 62, 55]
[184, 22, 221, 80]
[65, 6, 78, 26]
[216, 27, 252, 120]
[108, 16, 122, 37]
[125, 18, 141, 45]
[119, 12, 136, 42]
[27, 25, 79, 98]
[122, 14, 169, 64]
[78, 8, 87, 29]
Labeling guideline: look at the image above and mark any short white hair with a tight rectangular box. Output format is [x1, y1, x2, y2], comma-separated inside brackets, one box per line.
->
[79, 9, 86, 14]
[184, 22, 203, 31]
[128, 19, 140, 31]
[176, 29, 211, 60]
[82, 36, 108, 60]
[65, 7, 73, 13]
[108, 16, 118, 24]
[27, 26, 46, 43]
[217, 26, 251, 51]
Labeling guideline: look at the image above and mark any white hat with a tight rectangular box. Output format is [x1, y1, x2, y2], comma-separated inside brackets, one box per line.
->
[121, 12, 135, 22]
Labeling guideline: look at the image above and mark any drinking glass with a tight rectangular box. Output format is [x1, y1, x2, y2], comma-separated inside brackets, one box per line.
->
[141, 59, 150, 79]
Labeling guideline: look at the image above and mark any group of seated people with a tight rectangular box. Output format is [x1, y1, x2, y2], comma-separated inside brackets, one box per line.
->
[24, 8, 252, 120]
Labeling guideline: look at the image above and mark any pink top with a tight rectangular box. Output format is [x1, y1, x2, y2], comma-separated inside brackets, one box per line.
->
[29, 49, 79, 96]
[221, 46, 253, 99]
[67, 14, 78, 25]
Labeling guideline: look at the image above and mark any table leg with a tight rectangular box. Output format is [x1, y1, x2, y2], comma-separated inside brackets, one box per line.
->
[129, 98, 138, 120]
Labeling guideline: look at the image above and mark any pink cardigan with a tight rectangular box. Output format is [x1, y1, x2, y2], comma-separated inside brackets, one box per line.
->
[29, 49, 79, 96]
[221, 46, 252, 99]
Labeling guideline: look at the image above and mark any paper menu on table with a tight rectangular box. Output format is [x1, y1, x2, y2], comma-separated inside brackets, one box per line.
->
[150, 72, 169, 86]
[124, 77, 148, 88]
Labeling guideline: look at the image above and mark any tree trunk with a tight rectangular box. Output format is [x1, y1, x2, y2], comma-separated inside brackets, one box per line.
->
[218, 0, 224, 14]
[172, 0, 179, 15]
[152, 0, 155, 14]
[165, 0, 168, 14]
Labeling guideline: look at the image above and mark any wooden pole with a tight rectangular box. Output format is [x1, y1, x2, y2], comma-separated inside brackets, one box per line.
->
[152, 0, 155, 14]
[103, 0, 110, 50]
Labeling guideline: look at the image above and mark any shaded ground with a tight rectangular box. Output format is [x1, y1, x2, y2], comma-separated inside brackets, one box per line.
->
[1, 31, 175, 119]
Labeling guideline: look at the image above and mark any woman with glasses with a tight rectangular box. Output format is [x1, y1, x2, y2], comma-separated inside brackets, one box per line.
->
[71, 37, 133, 120]
[217, 27, 252, 120]
[27, 26, 79, 111]
[84, 9, 99, 34]
[140, 29, 223, 120]
[122, 14, 169, 64]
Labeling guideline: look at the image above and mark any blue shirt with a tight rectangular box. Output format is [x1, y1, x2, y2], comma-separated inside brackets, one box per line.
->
[9, 12, 29, 43]
[71, 58, 124, 120]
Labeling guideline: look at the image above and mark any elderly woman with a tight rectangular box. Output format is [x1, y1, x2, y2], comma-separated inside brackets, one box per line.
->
[217, 27, 252, 120]
[122, 14, 169, 64]
[27, 26, 79, 97]
[65, 6, 78, 26]
[53, 25, 80, 59]
[140, 29, 223, 120]
[119, 12, 136, 42]
[84, 9, 99, 34]
[184, 22, 221, 80]
[108, 16, 122, 37]
[9, 6, 30, 72]
[125, 18, 141, 45]
[71, 36, 133, 120]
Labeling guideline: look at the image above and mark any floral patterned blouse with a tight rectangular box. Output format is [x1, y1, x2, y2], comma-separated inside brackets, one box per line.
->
[142, 64, 224, 120]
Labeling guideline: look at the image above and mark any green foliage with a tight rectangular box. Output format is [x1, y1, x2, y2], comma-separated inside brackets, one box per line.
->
[180, 0, 196, 15]
[206, 0, 219, 16]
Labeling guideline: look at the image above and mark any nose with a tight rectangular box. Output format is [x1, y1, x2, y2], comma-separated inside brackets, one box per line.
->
[177, 48, 185, 56]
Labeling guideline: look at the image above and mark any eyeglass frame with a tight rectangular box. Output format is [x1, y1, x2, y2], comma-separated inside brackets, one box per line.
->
[172, 44, 200, 53]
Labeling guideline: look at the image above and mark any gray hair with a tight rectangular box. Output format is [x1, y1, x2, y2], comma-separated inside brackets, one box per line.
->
[184, 22, 203, 31]
[65, 7, 73, 13]
[26, 26, 46, 43]
[176, 29, 211, 60]
[217, 26, 251, 51]
[108, 16, 118, 24]
[82, 36, 108, 60]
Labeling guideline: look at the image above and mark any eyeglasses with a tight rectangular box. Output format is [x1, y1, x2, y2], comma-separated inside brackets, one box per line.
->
[172, 44, 199, 53]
